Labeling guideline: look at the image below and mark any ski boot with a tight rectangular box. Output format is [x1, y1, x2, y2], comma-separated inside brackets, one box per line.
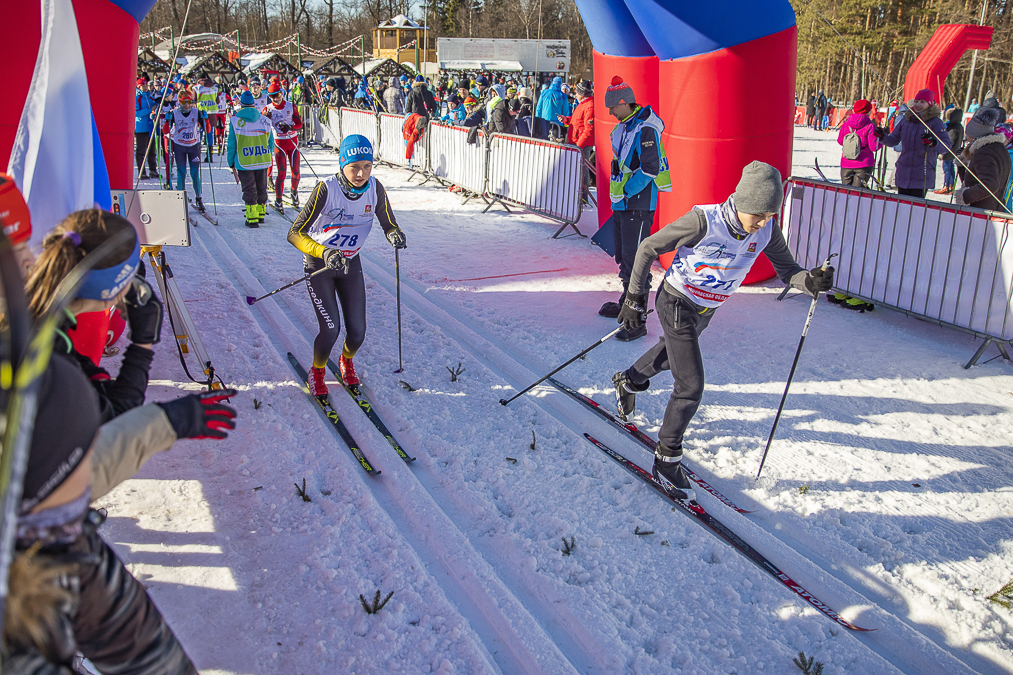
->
[290, 189, 300, 208]
[612, 369, 649, 421]
[653, 444, 696, 502]
[274, 197, 284, 211]
[616, 323, 647, 342]
[194, 197, 206, 214]
[308, 366, 328, 399]
[338, 354, 360, 387]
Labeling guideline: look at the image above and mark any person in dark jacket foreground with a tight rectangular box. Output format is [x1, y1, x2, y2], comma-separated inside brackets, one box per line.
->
[879, 88, 950, 198]
[611, 161, 834, 502]
[955, 106, 1012, 212]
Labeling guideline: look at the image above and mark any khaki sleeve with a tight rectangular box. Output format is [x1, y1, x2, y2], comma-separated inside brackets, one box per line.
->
[90, 404, 178, 502]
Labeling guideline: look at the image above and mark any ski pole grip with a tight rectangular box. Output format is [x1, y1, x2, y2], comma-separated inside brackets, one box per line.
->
[821, 253, 838, 271]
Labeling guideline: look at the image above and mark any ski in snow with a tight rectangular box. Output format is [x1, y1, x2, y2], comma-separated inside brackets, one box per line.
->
[326, 358, 415, 464]
[583, 433, 873, 632]
[271, 203, 294, 222]
[187, 197, 219, 225]
[548, 377, 752, 514]
[288, 353, 380, 476]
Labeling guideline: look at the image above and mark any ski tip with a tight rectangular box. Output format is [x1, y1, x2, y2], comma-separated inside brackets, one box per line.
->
[246, 296, 256, 305]
[368, 469, 382, 476]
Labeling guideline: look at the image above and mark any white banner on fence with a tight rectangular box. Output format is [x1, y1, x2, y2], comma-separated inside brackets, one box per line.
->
[487, 134, 582, 224]
[339, 107, 378, 148]
[784, 179, 1013, 341]
[427, 122, 486, 194]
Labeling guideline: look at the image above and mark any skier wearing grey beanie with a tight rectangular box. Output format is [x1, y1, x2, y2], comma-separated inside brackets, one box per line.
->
[609, 160, 834, 503]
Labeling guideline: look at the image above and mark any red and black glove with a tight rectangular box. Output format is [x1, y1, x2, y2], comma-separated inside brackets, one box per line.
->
[921, 131, 937, 147]
[157, 388, 238, 440]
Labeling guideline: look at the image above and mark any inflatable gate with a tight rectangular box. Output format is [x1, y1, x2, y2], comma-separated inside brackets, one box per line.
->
[573, 0, 798, 283]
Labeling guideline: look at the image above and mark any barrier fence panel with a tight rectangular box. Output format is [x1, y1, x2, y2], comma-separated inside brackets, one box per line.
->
[377, 113, 411, 168]
[487, 134, 583, 233]
[310, 106, 325, 144]
[783, 178, 1013, 365]
[323, 108, 341, 148]
[339, 107, 378, 148]
[427, 122, 486, 195]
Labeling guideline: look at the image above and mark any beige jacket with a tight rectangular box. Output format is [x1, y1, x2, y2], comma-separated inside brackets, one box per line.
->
[90, 403, 177, 501]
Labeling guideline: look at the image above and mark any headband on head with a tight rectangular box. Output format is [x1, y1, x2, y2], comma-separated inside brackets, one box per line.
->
[76, 234, 141, 301]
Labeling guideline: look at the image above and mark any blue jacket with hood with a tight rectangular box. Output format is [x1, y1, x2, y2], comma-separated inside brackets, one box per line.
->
[535, 77, 571, 122]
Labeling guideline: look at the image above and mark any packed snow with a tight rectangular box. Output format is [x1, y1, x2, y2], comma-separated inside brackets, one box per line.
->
[92, 127, 1013, 674]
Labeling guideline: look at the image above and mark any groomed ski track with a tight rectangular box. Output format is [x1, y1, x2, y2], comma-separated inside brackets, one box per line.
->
[103, 144, 1013, 674]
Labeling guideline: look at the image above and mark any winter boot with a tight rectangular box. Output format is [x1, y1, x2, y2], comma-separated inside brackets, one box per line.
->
[308, 366, 328, 399]
[194, 197, 206, 214]
[290, 189, 300, 208]
[599, 287, 627, 319]
[843, 297, 874, 312]
[244, 204, 260, 228]
[653, 443, 696, 502]
[827, 292, 848, 305]
[616, 324, 647, 342]
[613, 369, 649, 421]
[140, 171, 149, 180]
[257, 203, 267, 223]
[338, 355, 360, 387]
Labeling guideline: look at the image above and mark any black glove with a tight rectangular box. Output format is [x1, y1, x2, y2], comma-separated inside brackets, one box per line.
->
[921, 131, 936, 147]
[873, 126, 886, 138]
[123, 276, 163, 345]
[804, 266, 835, 296]
[617, 292, 647, 331]
[610, 158, 620, 180]
[386, 228, 407, 249]
[157, 388, 238, 440]
[323, 248, 348, 272]
[278, 122, 291, 133]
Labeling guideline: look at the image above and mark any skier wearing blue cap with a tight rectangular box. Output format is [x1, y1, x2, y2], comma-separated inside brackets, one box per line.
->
[286, 135, 407, 395]
[228, 90, 276, 227]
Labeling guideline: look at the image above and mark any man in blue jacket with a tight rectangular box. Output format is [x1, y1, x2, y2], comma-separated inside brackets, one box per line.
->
[599, 76, 672, 341]
[535, 76, 571, 141]
[134, 78, 159, 180]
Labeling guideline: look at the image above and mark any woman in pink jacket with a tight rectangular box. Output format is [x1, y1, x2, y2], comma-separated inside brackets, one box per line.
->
[837, 99, 880, 187]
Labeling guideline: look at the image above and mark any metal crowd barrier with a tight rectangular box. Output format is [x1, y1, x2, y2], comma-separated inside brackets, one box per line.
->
[487, 133, 584, 237]
[426, 122, 488, 198]
[377, 113, 411, 169]
[782, 178, 1013, 367]
[321, 108, 341, 148]
[339, 107, 378, 148]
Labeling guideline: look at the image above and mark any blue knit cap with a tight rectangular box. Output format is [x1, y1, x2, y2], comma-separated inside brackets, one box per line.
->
[239, 90, 255, 107]
[339, 134, 373, 167]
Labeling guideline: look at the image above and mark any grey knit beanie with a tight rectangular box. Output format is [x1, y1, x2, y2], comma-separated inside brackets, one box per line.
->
[733, 161, 784, 215]
[604, 75, 636, 108]
[966, 106, 1005, 139]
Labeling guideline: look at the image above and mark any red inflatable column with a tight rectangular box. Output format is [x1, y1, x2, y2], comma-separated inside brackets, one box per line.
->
[592, 51, 659, 229]
[0, 5, 42, 168]
[656, 26, 798, 282]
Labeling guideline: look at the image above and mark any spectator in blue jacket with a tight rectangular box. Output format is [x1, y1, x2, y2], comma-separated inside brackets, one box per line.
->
[134, 78, 159, 179]
[441, 94, 466, 124]
[535, 76, 571, 141]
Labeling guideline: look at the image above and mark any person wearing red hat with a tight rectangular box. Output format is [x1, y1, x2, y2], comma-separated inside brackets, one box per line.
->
[879, 88, 950, 198]
[162, 90, 212, 213]
[836, 99, 880, 188]
[263, 81, 304, 210]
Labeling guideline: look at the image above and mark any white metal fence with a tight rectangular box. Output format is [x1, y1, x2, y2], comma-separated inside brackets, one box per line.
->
[782, 178, 1013, 366]
[487, 134, 583, 225]
[377, 113, 411, 169]
[427, 122, 487, 195]
[339, 107, 378, 147]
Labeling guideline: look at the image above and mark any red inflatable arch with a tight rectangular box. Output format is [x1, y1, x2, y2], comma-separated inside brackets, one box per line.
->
[903, 24, 993, 105]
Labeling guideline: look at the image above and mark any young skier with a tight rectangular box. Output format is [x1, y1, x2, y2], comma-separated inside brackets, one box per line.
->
[227, 90, 275, 228]
[612, 161, 834, 502]
[263, 81, 303, 209]
[249, 76, 269, 111]
[162, 90, 211, 213]
[213, 82, 231, 153]
[286, 135, 407, 395]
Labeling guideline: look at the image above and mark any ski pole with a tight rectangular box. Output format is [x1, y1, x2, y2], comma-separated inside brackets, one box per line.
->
[245, 268, 329, 305]
[297, 147, 320, 181]
[756, 253, 837, 479]
[394, 247, 404, 373]
[499, 311, 653, 407]
[205, 137, 218, 215]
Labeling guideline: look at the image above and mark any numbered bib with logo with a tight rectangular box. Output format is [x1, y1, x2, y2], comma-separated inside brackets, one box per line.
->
[171, 110, 201, 147]
[663, 203, 772, 308]
[307, 175, 376, 259]
[265, 101, 297, 140]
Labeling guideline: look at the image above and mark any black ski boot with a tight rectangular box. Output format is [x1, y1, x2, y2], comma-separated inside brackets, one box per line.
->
[290, 189, 300, 208]
[194, 197, 206, 214]
[612, 369, 649, 421]
[274, 197, 284, 211]
[616, 324, 647, 342]
[599, 286, 626, 319]
[653, 443, 696, 502]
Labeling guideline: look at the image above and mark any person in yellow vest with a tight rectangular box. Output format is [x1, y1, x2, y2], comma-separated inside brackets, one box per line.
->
[193, 72, 220, 162]
[227, 90, 276, 228]
[599, 76, 673, 342]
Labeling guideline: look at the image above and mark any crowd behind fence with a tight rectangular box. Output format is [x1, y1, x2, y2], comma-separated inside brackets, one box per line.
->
[309, 105, 586, 238]
[782, 177, 1013, 367]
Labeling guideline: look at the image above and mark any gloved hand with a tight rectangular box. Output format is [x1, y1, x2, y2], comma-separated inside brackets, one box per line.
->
[386, 228, 407, 249]
[617, 292, 647, 331]
[953, 187, 968, 205]
[156, 388, 238, 440]
[123, 275, 163, 345]
[278, 123, 291, 133]
[804, 266, 835, 297]
[921, 131, 937, 147]
[323, 248, 348, 272]
[873, 126, 886, 138]
[610, 158, 621, 180]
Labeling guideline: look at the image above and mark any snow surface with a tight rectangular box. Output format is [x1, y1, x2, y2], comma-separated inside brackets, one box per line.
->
[92, 128, 1013, 674]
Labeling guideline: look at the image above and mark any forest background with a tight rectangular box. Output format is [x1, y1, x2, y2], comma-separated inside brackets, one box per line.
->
[141, 0, 1013, 110]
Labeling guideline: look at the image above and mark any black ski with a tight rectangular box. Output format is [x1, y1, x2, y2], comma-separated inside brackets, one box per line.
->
[583, 433, 873, 632]
[548, 377, 753, 513]
[271, 203, 294, 222]
[288, 353, 380, 476]
[326, 358, 415, 464]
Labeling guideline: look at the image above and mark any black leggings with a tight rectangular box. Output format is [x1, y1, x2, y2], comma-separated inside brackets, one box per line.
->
[305, 253, 366, 367]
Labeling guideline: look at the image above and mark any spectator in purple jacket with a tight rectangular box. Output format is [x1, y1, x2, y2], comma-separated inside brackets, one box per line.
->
[879, 88, 949, 198]
[837, 99, 880, 187]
